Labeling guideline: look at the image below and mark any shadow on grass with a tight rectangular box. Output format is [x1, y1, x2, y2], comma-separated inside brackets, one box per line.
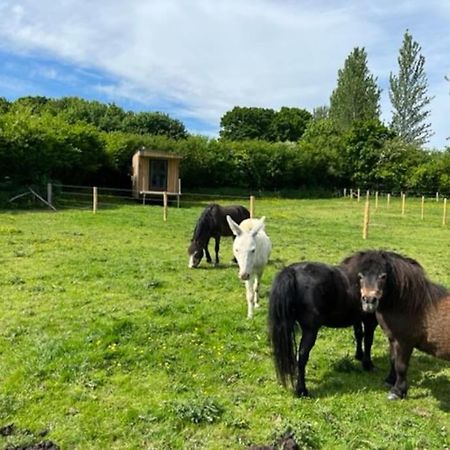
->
[311, 353, 450, 411]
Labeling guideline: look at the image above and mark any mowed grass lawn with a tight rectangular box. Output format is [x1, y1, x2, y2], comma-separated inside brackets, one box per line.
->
[0, 196, 449, 449]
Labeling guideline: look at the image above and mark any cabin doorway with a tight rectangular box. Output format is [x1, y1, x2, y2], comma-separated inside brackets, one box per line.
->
[150, 159, 168, 191]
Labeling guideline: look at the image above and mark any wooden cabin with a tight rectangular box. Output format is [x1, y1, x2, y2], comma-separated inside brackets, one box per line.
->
[131, 148, 182, 200]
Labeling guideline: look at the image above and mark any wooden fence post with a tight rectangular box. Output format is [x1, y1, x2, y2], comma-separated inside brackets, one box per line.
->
[363, 199, 370, 240]
[93, 186, 98, 213]
[47, 182, 52, 207]
[177, 178, 181, 208]
[163, 192, 168, 221]
[443, 198, 448, 226]
[421, 196, 425, 220]
[366, 190, 370, 201]
[350, 188, 353, 200]
[357, 188, 361, 202]
[375, 191, 378, 210]
[250, 195, 255, 218]
[387, 193, 390, 208]
[436, 192, 439, 202]
[401, 193, 406, 216]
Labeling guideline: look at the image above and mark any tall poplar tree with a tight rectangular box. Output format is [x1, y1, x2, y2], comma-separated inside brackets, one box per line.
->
[329, 47, 381, 131]
[389, 30, 434, 147]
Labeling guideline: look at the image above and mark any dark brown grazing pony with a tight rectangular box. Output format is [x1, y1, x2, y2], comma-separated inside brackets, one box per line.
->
[341, 250, 450, 400]
[188, 203, 250, 268]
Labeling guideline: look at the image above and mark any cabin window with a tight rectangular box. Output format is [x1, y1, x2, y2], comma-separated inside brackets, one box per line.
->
[150, 159, 168, 191]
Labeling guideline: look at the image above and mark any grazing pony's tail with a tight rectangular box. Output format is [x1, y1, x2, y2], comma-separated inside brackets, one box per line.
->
[268, 266, 298, 388]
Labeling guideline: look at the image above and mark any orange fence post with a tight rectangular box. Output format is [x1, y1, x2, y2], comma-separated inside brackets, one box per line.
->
[363, 199, 370, 240]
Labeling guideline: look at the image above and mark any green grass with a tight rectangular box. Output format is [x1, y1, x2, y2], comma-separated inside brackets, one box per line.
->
[0, 197, 449, 449]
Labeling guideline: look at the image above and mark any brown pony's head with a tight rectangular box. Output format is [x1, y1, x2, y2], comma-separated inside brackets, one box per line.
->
[341, 250, 391, 313]
[342, 250, 439, 314]
[358, 252, 389, 313]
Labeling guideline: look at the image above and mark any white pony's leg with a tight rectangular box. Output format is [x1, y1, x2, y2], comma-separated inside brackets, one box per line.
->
[253, 274, 260, 308]
[245, 279, 255, 319]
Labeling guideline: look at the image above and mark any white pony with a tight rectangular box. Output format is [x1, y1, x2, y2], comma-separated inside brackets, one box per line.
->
[226, 216, 272, 319]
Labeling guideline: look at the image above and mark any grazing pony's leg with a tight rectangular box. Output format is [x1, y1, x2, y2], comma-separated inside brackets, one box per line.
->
[296, 326, 319, 397]
[388, 339, 413, 400]
[231, 236, 237, 263]
[214, 236, 221, 265]
[204, 238, 212, 264]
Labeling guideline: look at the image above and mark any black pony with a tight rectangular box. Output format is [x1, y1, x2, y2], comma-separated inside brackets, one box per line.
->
[188, 203, 250, 268]
[341, 250, 450, 400]
[269, 261, 377, 397]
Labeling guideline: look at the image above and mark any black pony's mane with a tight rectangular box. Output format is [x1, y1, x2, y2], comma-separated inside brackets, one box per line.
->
[343, 250, 448, 312]
[192, 203, 218, 241]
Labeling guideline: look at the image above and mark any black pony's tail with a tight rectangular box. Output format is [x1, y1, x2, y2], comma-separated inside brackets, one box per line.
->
[268, 266, 299, 388]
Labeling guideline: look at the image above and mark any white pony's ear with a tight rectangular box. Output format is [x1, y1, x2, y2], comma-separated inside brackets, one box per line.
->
[251, 216, 266, 236]
[226, 215, 242, 236]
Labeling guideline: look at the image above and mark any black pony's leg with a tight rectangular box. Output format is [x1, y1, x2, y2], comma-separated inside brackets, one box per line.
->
[353, 322, 364, 362]
[388, 340, 413, 400]
[361, 315, 377, 371]
[214, 236, 220, 265]
[296, 327, 319, 397]
[204, 238, 212, 264]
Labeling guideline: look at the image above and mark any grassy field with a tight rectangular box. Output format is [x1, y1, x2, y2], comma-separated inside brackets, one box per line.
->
[0, 196, 449, 449]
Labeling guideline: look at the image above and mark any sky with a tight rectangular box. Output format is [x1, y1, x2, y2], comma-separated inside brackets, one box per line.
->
[0, 0, 449, 149]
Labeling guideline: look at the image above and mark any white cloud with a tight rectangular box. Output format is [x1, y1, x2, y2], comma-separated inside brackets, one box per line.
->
[0, 0, 448, 147]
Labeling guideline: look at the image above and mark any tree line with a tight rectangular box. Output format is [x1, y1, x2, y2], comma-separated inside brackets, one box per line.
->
[1, 30, 449, 194]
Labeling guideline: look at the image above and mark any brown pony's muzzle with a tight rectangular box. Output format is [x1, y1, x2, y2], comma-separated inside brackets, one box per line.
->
[361, 293, 380, 313]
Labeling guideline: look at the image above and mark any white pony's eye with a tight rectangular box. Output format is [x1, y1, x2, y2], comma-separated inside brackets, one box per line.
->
[251, 249, 256, 253]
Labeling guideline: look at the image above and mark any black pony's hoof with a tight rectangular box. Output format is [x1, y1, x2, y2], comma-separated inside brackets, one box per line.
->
[362, 360, 375, 371]
[295, 389, 309, 398]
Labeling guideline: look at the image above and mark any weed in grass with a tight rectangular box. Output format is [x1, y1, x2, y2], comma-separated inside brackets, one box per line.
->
[332, 355, 361, 373]
[9, 276, 25, 285]
[171, 397, 224, 424]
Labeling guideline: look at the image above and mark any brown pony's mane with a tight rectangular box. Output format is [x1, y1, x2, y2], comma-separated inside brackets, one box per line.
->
[342, 250, 449, 313]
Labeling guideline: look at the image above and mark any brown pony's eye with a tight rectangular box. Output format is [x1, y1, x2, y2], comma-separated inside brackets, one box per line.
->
[379, 273, 387, 281]
[357, 272, 363, 280]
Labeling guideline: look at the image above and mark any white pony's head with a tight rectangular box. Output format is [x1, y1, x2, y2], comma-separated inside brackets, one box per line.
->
[226, 216, 267, 280]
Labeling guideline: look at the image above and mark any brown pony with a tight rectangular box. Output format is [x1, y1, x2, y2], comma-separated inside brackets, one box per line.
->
[341, 250, 450, 400]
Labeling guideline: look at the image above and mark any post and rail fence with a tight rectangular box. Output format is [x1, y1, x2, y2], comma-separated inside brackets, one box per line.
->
[5, 184, 450, 238]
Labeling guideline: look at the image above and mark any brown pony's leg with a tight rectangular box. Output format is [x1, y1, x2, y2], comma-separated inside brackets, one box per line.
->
[388, 340, 414, 400]
[385, 339, 397, 386]
[296, 327, 319, 397]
